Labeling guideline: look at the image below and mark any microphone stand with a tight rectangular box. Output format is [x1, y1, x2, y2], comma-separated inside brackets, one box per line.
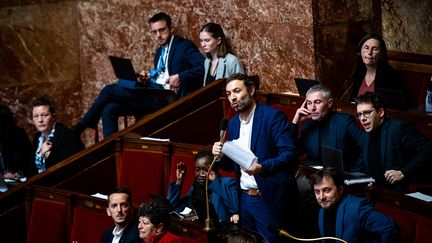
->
[203, 130, 226, 231]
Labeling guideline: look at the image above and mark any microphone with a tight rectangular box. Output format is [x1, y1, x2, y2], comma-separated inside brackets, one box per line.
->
[268, 224, 292, 239]
[204, 118, 228, 232]
[268, 224, 349, 243]
[219, 118, 228, 143]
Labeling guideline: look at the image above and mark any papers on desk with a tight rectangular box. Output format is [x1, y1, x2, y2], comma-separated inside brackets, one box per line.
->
[406, 192, 432, 202]
[139, 137, 170, 142]
[91, 193, 108, 200]
[344, 177, 375, 185]
[221, 140, 257, 170]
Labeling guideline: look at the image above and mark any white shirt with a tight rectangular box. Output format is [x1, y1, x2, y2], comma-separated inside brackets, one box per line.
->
[111, 225, 125, 243]
[237, 104, 259, 190]
[155, 36, 174, 90]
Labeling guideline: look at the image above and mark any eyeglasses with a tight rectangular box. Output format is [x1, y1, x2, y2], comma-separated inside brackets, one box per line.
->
[150, 27, 168, 36]
[356, 110, 376, 118]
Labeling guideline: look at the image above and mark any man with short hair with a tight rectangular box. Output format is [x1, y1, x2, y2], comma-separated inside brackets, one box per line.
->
[212, 73, 298, 242]
[293, 84, 363, 171]
[101, 187, 140, 243]
[355, 92, 432, 191]
[74, 12, 204, 137]
[311, 167, 399, 242]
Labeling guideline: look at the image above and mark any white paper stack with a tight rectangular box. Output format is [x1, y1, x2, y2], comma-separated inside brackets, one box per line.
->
[221, 140, 257, 170]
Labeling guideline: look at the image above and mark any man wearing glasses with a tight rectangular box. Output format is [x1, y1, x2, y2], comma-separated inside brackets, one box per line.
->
[73, 12, 204, 138]
[355, 92, 432, 191]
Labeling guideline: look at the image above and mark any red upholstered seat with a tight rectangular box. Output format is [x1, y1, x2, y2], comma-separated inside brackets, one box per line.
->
[415, 217, 432, 243]
[69, 207, 113, 243]
[375, 202, 417, 243]
[119, 150, 170, 204]
[26, 199, 68, 243]
[271, 103, 298, 122]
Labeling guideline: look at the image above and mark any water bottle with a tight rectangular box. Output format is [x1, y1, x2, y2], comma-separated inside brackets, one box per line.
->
[426, 76, 432, 114]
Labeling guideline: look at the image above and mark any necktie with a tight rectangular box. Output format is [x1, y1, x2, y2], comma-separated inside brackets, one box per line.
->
[149, 47, 165, 82]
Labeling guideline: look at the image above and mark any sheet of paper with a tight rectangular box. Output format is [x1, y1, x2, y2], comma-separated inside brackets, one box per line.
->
[91, 193, 108, 200]
[406, 192, 432, 202]
[221, 140, 257, 170]
[139, 137, 170, 142]
[344, 177, 375, 185]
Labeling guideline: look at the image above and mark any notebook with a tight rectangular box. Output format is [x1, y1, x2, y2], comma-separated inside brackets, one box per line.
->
[294, 78, 320, 97]
[375, 87, 409, 111]
[108, 55, 163, 89]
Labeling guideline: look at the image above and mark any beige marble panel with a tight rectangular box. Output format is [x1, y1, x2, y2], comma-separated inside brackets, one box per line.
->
[0, 1, 81, 139]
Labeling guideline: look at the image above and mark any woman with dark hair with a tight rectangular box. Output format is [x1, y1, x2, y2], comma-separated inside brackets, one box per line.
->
[0, 105, 32, 179]
[200, 23, 244, 86]
[137, 199, 185, 243]
[349, 32, 404, 101]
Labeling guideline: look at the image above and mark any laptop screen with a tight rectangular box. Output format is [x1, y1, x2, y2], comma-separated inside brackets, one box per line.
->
[108, 56, 138, 82]
[294, 78, 320, 97]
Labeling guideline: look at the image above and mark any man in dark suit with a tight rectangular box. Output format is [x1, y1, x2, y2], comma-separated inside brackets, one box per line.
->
[311, 167, 398, 243]
[293, 84, 363, 172]
[101, 187, 140, 243]
[74, 12, 204, 138]
[355, 92, 432, 191]
[212, 73, 298, 242]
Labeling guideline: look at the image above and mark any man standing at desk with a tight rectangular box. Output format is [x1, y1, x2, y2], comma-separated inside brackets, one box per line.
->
[212, 73, 298, 242]
[355, 92, 432, 191]
[74, 12, 204, 138]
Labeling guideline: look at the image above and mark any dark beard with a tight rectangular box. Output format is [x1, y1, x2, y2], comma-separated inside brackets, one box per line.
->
[233, 94, 253, 113]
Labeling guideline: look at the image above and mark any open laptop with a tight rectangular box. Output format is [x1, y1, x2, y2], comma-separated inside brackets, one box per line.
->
[321, 144, 369, 180]
[375, 87, 409, 111]
[108, 55, 163, 89]
[294, 78, 320, 97]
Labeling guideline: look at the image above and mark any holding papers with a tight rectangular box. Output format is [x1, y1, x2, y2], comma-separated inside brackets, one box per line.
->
[221, 140, 257, 170]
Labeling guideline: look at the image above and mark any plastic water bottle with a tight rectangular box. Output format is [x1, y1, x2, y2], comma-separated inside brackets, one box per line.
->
[426, 76, 432, 114]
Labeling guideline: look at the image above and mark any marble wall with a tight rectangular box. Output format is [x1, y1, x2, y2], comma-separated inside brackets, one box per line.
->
[382, 0, 432, 55]
[1, 0, 430, 146]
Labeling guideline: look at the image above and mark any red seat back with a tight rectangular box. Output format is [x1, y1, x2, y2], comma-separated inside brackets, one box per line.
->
[70, 207, 113, 243]
[26, 199, 68, 243]
[375, 202, 416, 243]
[119, 149, 170, 204]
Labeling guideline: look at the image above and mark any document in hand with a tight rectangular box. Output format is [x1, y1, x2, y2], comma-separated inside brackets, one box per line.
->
[221, 140, 257, 170]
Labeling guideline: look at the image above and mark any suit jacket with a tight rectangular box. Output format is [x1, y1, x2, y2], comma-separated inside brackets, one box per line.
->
[202, 53, 244, 86]
[221, 103, 298, 220]
[30, 123, 84, 177]
[318, 194, 399, 243]
[298, 112, 363, 171]
[360, 119, 432, 189]
[100, 222, 141, 243]
[153, 36, 205, 98]
[167, 176, 239, 223]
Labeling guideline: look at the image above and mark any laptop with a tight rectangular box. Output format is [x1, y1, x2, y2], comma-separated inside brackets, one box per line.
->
[321, 144, 369, 180]
[375, 87, 409, 111]
[108, 55, 163, 89]
[294, 78, 320, 97]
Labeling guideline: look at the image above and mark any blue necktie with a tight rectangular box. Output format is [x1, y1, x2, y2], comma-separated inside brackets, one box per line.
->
[150, 47, 165, 82]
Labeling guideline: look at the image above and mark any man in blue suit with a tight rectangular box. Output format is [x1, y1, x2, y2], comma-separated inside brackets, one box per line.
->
[293, 84, 363, 171]
[212, 73, 299, 242]
[355, 92, 432, 191]
[311, 167, 398, 243]
[101, 187, 141, 243]
[74, 12, 204, 137]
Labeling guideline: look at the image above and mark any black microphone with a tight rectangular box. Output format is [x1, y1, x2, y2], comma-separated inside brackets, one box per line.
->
[268, 224, 292, 239]
[219, 118, 228, 143]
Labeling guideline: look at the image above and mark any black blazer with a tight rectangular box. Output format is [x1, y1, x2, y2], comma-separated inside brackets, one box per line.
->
[30, 123, 84, 177]
[100, 222, 141, 243]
